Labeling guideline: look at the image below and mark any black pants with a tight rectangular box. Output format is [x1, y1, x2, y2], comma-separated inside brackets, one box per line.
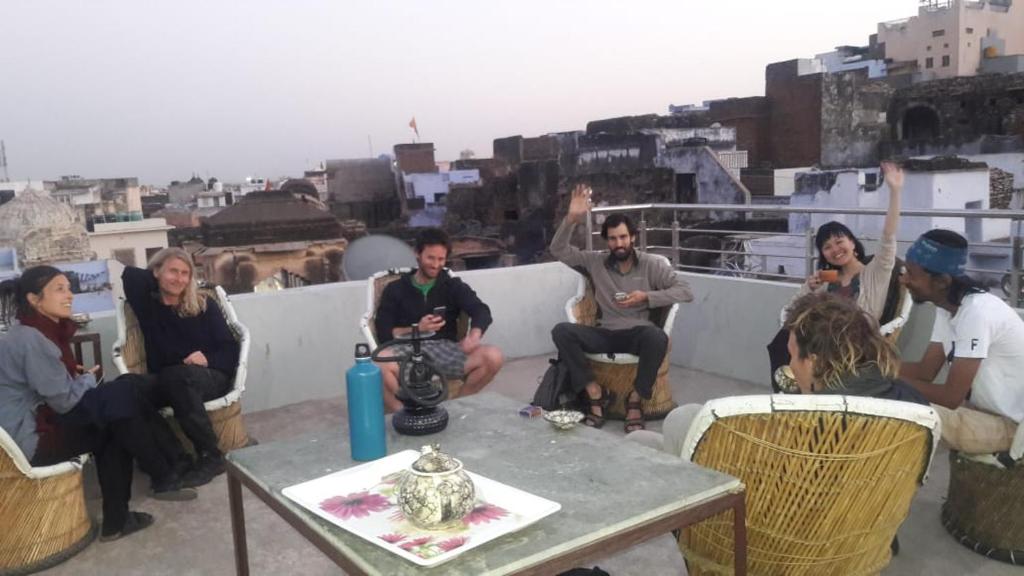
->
[149, 365, 231, 458]
[32, 376, 175, 534]
[551, 323, 669, 400]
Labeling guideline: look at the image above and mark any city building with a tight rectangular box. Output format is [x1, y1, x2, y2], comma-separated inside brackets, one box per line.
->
[321, 157, 400, 227]
[878, 0, 1024, 81]
[193, 186, 347, 292]
[88, 217, 173, 268]
[0, 189, 93, 267]
[46, 176, 144, 229]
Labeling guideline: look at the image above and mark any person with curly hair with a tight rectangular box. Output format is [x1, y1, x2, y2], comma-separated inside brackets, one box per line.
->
[631, 293, 924, 458]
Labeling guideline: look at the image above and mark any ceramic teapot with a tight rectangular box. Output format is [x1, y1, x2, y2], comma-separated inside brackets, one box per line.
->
[397, 444, 476, 529]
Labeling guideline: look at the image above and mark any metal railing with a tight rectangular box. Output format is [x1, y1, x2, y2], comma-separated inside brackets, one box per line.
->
[585, 203, 1024, 308]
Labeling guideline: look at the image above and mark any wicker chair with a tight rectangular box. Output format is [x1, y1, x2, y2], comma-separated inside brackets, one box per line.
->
[0, 427, 94, 575]
[941, 426, 1024, 565]
[111, 286, 252, 453]
[780, 284, 913, 343]
[563, 255, 680, 420]
[677, 395, 940, 576]
[359, 268, 469, 399]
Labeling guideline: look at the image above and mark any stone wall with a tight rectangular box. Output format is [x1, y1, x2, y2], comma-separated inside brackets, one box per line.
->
[765, 60, 823, 168]
[709, 97, 770, 167]
[820, 70, 895, 168]
[393, 143, 437, 174]
[991, 167, 1016, 209]
[887, 72, 1024, 145]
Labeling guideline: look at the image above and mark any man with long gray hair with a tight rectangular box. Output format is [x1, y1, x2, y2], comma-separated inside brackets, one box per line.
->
[122, 247, 239, 480]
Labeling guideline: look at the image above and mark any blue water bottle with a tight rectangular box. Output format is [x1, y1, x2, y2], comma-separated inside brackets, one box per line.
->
[346, 343, 386, 461]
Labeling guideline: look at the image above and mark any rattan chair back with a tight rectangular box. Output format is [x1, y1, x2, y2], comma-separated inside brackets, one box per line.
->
[679, 395, 939, 576]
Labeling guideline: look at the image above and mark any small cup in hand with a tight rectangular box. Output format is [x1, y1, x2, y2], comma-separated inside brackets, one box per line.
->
[818, 269, 840, 284]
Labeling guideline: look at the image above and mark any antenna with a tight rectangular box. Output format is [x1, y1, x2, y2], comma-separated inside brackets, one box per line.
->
[0, 141, 8, 182]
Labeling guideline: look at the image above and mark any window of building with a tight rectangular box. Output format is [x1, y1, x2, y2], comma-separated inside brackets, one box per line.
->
[944, 43, 949, 48]
[942, 55, 951, 67]
[926, 57, 934, 69]
[926, 45, 932, 51]
[863, 172, 880, 191]
[112, 248, 136, 267]
[932, 29, 945, 37]
[966, 27, 974, 34]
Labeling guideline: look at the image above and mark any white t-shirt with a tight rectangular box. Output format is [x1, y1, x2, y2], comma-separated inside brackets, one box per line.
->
[930, 292, 1024, 423]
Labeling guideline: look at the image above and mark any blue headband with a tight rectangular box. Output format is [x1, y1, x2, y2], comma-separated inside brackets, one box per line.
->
[905, 236, 966, 276]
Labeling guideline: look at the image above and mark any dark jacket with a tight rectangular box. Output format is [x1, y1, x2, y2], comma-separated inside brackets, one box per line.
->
[122, 266, 240, 377]
[816, 363, 928, 405]
[374, 269, 492, 344]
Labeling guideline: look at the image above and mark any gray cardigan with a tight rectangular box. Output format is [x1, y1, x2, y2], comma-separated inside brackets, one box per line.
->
[0, 324, 97, 461]
[551, 218, 693, 331]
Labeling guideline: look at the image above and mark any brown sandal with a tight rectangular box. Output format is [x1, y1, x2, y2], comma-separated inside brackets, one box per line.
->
[584, 388, 612, 429]
[624, 393, 645, 433]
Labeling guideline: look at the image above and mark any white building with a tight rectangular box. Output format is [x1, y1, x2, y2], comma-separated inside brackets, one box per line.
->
[749, 161, 1011, 279]
[0, 180, 47, 199]
[88, 218, 173, 268]
[878, 0, 1024, 81]
[197, 189, 231, 209]
[403, 169, 481, 206]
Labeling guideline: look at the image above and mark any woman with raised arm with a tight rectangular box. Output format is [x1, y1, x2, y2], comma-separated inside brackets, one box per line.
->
[768, 161, 906, 390]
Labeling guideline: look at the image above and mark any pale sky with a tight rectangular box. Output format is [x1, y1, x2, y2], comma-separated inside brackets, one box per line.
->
[1, 0, 921, 185]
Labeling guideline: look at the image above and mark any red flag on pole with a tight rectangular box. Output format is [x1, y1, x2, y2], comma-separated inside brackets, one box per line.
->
[409, 117, 419, 139]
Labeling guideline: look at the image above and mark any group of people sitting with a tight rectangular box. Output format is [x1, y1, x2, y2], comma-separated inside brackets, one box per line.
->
[2, 161, 1022, 545]
[0, 247, 239, 541]
[379, 161, 1022, 466]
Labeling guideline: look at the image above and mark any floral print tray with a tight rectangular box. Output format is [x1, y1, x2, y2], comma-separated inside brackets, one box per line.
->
[281, 450, 561, 567]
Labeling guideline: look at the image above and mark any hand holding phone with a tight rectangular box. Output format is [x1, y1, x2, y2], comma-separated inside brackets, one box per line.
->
[432, 305, 447, 317]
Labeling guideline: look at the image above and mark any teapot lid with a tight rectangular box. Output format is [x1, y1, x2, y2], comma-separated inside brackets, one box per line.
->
[411, 443, 460, 473]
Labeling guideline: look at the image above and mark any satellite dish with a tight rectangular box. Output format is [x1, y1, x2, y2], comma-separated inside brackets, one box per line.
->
[342, 235, 417, 281]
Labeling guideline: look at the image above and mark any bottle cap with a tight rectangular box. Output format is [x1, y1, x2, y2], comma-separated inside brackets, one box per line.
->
[355, 343, 371, 359]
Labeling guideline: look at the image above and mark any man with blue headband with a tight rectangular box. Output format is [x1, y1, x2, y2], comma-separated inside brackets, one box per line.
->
[900, 229, 1024, 458]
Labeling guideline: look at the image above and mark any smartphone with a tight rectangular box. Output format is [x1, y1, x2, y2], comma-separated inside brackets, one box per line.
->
[432, 305, 447, 316]
[614, 292, 628, 302]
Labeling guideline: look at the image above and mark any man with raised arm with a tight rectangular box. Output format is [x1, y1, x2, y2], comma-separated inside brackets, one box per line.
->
[550, 184, 693, 432]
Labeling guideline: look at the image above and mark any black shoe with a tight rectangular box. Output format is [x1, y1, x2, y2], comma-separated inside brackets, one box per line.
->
[100, 511, 155, 542]
[178, 465, 213, 489]
[197, 453, 226, 478]
[172, 455, 196, 478]
[151, 475, 198, 501]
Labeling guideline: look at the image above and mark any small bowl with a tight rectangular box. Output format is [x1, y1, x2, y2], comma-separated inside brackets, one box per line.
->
[543, 410, 585, 431]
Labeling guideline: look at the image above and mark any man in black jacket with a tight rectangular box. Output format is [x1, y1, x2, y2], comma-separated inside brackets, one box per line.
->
[374, 228, 503, 412]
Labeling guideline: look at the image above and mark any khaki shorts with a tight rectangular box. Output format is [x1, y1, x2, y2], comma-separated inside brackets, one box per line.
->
[930, 403, 1018, 454]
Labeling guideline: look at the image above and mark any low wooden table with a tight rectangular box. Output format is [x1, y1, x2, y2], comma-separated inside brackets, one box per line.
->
[226, 392, 746, 575]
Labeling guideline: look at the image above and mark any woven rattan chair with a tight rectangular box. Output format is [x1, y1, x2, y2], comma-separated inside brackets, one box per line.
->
[111, 285, 252, 453]
[780, 284, 912, 343]
[564, 255, 680, 420]
[941, 427, 1024, 565]
[0, 427, 94, 575]
[677, 395, 940, 576]
[359, 268, 469, 399]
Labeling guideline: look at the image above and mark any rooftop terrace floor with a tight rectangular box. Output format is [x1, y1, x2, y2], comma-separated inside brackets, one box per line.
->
[41, 356, 1018, 576]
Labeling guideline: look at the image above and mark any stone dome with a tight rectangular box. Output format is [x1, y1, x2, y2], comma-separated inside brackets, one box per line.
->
[0, 189, 93, 266]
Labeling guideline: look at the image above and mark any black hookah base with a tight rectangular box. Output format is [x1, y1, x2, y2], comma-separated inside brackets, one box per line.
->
[392, 405, 449, 436]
